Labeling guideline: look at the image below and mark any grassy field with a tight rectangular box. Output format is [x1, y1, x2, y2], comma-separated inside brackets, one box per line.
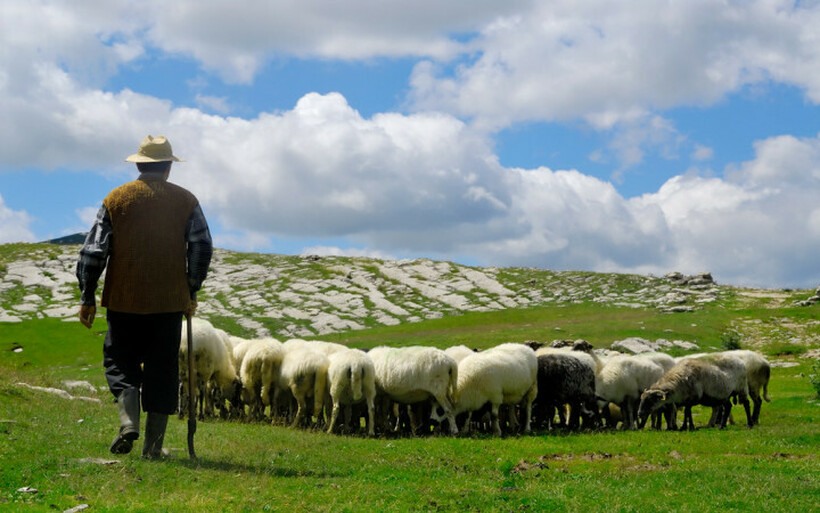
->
[2, 304, 819, 512]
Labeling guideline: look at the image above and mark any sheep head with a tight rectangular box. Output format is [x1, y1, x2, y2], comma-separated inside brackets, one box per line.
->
[637, 389, 667, 428]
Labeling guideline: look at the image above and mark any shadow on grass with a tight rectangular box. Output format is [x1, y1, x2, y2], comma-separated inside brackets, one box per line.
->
[172, 456, 346, 478]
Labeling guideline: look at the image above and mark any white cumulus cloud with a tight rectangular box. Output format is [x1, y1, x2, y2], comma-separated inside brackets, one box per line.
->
[0, 194, 35, 243]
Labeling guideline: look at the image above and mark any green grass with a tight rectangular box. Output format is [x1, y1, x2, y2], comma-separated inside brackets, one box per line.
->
[317, 302, 735, 352]
[2, 312, 819, 512]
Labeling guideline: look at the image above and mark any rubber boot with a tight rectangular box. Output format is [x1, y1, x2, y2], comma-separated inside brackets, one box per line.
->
[110, 388, 140, 454]
[142, 412, 169, 459]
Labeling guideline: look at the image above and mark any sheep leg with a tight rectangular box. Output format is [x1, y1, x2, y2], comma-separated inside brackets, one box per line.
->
[707, 407, 719, 428]
[684, 406, 695, 431]
[619, 401, 632, 430]
[751, 392, 762, 425]
[749, 389, 763, 424]
[719, 400, 733, 429]
[392, 403, 403, 433]
[461, 411, 473, 435]
[545, 404, 556, 430]
[491, 404, 502, 437]
[664, 404, 677, 431]
[432, 392, 459, 435]
[408, 403, 421, 435]
[366, 397, 376, 437]
[740, 396, 753, 428]
[568, 402, 581, 430]
[557, 404, 568, 427]
[327, 400, 341, 435]
[506, 405, 518, 434]
[522, 385, 537, 434]
[292, 392, 307, 428]
[342, 405, 352, 433]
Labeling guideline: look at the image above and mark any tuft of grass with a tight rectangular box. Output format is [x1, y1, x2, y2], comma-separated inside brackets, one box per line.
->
[720, 329, 743, 350]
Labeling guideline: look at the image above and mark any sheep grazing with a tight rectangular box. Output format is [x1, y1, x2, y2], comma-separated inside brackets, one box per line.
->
[326, 349, 376, 436]
[633, 352, 678, 429]
[595, 355, 665, 430]
[723, 350, 771, 425]
[442, 343, 538, 436]
[534, 340, 607, 427]
[178, 318, 241, 420]
[368, 345, 459, 435]
[696, 353, 753, 428]
[276, 344, 330, 428]
[239, 338, 285, 420]
[533, 352, 598, 431]
[637, 358, 735, 431]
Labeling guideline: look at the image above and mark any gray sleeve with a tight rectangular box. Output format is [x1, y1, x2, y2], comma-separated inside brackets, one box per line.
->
[76, 205, 111, 306]
[185, 204, 213, 300]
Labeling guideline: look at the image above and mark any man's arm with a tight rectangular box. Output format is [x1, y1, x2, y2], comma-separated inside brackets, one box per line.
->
[185, 203, 213, 305]
[76, 205, 111, 327]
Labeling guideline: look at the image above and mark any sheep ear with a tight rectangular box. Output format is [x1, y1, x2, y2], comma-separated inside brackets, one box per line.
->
[660, 392, 666, 401]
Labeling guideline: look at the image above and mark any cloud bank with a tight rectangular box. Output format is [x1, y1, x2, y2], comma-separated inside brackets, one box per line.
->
[2, 0, 820, 288]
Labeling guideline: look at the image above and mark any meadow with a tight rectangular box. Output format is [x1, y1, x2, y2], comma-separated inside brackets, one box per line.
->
[2, 299, 819, 512]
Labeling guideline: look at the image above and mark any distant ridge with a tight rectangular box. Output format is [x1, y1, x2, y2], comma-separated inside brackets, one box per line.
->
[43, 233, 87, 245]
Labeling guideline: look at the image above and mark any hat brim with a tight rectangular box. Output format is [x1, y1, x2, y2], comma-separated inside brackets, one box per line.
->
[125, 153, 184, 163]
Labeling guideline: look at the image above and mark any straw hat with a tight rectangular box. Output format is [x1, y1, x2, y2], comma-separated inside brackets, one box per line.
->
[125, 135, 184, 163]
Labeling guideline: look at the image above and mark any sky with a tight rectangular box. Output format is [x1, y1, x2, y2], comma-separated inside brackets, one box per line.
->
[2, 0, 820, 289]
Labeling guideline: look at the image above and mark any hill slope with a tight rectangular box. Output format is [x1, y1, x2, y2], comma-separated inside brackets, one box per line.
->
[1, 243, 816, 349]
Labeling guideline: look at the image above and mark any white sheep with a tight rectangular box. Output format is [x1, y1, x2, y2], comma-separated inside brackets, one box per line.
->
[284, 338, 350, 356]
[595, 355, 665, 430]
[368, 345, 459, 435]
[638, 358, 735, 430]
[693, 352, 752, 428]
[239, 338, 285, 420]
[722, 349, 771, 425]
[444, 345, 476, 363]
[325, 349, 376, 436]
[178, 318, 240, 420]
[635, 351, 676, 372]
[441, 343, 538, 436]
[276, 345, 330, 428]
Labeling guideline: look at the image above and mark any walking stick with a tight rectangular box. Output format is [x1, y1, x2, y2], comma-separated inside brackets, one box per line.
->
[186, 313, 197, 459]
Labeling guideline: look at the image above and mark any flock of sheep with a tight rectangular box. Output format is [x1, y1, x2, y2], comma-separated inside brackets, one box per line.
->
[178, 318, 771, 436]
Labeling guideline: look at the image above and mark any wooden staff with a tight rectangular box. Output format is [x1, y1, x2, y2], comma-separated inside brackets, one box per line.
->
[186, 313, 197, 459]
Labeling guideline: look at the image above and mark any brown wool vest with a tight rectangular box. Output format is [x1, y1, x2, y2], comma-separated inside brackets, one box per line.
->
[101, 176, 198, 314]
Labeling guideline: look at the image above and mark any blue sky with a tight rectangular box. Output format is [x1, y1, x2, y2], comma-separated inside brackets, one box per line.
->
[2, 0, 820, 288]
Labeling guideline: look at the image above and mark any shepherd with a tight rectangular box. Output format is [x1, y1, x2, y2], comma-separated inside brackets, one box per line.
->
[76, 135, 213, 459]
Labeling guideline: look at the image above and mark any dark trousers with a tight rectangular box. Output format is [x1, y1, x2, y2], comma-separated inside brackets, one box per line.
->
[104, 310, 183, 414]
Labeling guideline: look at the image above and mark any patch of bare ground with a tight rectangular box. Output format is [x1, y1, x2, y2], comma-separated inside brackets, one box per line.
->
[731, 316, 820, 349]
[734, 289, 795, 308]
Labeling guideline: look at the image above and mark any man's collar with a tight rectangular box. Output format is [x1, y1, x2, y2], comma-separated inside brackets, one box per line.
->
[138, 172, 169, 182]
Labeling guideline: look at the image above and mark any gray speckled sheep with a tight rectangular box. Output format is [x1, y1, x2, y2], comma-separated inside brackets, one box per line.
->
[638, 358, 734, 431]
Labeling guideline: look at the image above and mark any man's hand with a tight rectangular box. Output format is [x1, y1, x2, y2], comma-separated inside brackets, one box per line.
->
[185, 300, 197, 319]
[79, 305, 96, 329]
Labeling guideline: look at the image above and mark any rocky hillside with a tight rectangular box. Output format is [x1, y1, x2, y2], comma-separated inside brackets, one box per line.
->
[1, 243, 816, 348]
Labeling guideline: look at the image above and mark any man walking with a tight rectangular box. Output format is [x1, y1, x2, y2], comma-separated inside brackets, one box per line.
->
[76, 135, 213, 458]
